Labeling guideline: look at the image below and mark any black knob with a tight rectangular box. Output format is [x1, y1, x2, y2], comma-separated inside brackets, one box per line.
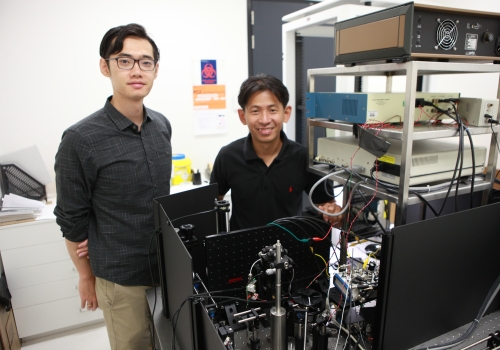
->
[179, 224, 195, 240]
[483, 32, 494, 43]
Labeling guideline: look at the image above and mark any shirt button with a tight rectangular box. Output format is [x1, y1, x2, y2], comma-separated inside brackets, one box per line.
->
[263, 186, 268, 190]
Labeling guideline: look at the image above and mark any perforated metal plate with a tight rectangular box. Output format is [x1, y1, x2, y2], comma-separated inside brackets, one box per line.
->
[205, 223, 331, 292]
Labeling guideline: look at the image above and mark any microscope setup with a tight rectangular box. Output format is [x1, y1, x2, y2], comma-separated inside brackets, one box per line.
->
[171, 198, 381, 350]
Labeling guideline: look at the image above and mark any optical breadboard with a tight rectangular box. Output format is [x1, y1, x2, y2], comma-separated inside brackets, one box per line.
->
[317, 136, 486, 185]
[334, 2, 500, 65]
[306, 92, 459, 124]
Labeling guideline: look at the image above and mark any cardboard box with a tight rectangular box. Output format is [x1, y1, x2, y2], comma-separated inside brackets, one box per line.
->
[0, 306, 20, 350]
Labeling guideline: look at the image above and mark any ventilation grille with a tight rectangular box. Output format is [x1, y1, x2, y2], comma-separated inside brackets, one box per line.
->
[342, 99, 358, 116]
[436, 19, 458, 50]
[412, 155, 438, 167]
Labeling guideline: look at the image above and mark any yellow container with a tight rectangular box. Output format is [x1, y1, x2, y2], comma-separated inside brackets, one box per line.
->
[172, 154, 192, 185]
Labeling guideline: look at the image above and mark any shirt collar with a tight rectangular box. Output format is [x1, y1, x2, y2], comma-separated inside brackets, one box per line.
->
[104, 96, 151, 131]
[243, 130, 290, 162]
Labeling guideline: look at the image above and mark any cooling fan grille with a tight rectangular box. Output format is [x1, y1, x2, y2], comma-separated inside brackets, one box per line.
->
[436, 19, 458, 50]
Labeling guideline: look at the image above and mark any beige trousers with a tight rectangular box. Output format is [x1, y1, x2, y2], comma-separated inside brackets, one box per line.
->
[95, 277, 153, 350]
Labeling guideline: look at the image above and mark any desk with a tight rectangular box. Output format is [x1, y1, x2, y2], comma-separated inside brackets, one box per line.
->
[0, 205, 103, 339]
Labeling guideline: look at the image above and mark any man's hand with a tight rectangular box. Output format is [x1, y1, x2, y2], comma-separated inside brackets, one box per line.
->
[79, 275, 98, 311]
[318, 201, 343, 226]
[77, 239, 89, 258]
[65, 239, 96, 311]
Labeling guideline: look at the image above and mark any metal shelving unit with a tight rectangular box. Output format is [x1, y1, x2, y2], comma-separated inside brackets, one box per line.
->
[306, 61, 500, 225]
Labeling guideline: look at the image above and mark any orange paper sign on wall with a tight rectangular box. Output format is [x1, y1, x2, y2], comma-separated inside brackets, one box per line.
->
[193, 85, 226, 110]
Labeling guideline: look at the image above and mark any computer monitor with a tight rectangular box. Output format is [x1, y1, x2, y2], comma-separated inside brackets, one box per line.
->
[374, 202, 500, 350]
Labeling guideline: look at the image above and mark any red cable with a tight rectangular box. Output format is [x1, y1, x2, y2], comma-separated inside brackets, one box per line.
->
[312, 223, 334, 242]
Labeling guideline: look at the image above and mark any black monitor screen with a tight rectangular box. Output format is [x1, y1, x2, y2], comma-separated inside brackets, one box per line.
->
[375, 202, 500, 350]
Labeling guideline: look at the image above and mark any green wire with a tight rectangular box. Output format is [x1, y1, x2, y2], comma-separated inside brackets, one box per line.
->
[267, 222, 309, 243]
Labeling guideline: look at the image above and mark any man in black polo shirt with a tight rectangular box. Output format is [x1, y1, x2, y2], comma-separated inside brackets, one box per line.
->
[210, 74, 341, 231]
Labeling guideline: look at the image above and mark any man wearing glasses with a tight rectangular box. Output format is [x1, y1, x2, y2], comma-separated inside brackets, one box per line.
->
[54, 24, 171, 350]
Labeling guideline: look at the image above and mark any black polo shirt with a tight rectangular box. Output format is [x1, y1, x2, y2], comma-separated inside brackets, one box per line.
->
[210, 131, 331, 230]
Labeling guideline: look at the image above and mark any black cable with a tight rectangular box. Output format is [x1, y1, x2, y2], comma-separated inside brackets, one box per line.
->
[492, 123, 500, 153]
[429, 104, 463, 216]
[367, 170, 441, 218]
[455, 108, 464, 212]
[354, 189, 388, 234]
[171, 296, 192, 350]
[281, 215, 333, 225]
[452, 102, 476, 210]
[204, 295, 277, 303]
[410, 191, 439, 217]
[271, 216, 338, 278]
[170, 287, 247, 350]
[324, 176, 335, 198]
[434, 102, 464, 213]
[169, 208, 217, 223]
[492, 123, 500, 192]
[312, 164, 359, 205]
[433, 100, 481, 212]
[464, 127, 476, 208]
[273, 216, 338, 246]
[329, 235, 340, 265]
[343, 229, 384, 244]
[375, 172, 438, 217]
[445, 101, 475, 210]
[148, 227, 160, 350]
[282, 215, 334, 230]
[323, 167, 347, 199]
[273, 217, 325, 238]
[194, 286, 246, 298]
[293, 216, 332, 236]
[416, 274, 500, 350]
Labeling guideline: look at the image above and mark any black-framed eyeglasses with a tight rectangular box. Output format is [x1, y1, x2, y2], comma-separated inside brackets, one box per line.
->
[106, 57, 157, 71]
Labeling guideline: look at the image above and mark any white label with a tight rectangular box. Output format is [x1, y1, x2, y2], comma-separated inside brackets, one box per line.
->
[381, 172, 396, 180]
[465, 33, 478, 50]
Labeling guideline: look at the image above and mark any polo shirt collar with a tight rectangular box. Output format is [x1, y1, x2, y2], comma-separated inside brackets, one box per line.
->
[243, 130, 291, 162]
[104, 96, 152, 131]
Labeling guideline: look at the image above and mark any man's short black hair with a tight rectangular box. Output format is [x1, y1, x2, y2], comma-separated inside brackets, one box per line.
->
[99, 23, 160, 61]
[238, 74, 289, 109]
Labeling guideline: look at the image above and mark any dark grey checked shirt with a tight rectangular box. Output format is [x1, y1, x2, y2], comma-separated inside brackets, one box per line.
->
[54, 97, 172, 286]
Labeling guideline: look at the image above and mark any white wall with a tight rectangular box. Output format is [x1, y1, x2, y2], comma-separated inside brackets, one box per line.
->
[375, 0, 499, 13]
[0, 0, 249, 198]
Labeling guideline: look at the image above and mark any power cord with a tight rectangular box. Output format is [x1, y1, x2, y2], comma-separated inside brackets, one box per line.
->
[415, 274, 500, 350]
[485, 114, 499, 125]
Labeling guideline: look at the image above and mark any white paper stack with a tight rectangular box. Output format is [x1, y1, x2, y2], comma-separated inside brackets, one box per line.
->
[0, 193, 45, 223]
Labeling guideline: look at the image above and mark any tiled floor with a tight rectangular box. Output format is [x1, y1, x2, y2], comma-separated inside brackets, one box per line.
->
[21, 322, 110, 350]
